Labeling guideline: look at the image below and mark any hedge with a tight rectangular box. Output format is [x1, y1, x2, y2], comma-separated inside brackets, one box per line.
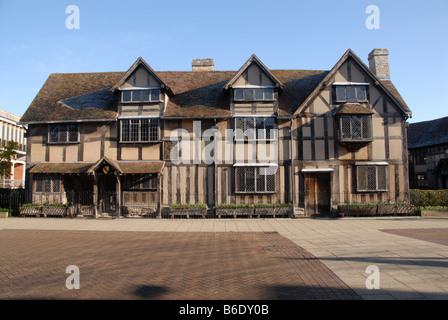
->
[410, 189, 448, 207]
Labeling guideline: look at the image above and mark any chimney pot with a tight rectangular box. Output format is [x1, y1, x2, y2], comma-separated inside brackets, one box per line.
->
[368, 49, 390, 80]
[192, 59, 215, 71]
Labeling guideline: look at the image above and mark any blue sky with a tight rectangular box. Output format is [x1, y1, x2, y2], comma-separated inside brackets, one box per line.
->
[0, 0, 447, 123]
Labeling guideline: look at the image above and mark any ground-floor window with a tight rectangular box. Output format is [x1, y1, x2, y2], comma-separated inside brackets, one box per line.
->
[235, 166, 276, 193]
[35, 174, 61, 193]
[356, 165, 387, 192]
[124, 174, 158, 190]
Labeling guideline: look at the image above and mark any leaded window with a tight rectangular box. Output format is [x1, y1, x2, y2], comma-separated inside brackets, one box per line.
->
[120, 118, 159, 142]
[235, 166, 276, 193]
[356, 165, 388, 192]
[233, 88, 274, 101]
[121, 89, 161, 103]
[49, 124, 79, 143]
[339, 115, 372, 141]
[235, 117, 276, 141]
[35, 175, 61, 193]
[124, 174, 158, 190]
[335, 85, 368, 103]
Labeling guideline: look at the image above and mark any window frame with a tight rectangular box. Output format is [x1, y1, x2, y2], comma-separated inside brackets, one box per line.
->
[234, 117, 277, 141]
[121, 88, 162, 103]
[34, 174, 62, 193]
[334, 84, 369, 103]
[120, 118, 159, 143]
[338, 115, 372, 142]
[124, 174, 158, 190]
[48, 124, 79, 144]
[233, 87, 275, 102]
[235, 166, 276, 194]
[356, 165, 388, 193]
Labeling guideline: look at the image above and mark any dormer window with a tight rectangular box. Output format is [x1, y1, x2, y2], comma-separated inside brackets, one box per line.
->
[234, 88, 274, 101]
[334, 84, 368, 103]
[121, 89, 161, 103]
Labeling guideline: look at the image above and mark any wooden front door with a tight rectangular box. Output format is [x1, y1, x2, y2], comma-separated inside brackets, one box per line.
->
[305, 173, 331, 216]
[97, 174, 117, 215]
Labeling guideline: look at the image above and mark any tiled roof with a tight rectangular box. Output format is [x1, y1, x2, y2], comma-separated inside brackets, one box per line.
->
[30, 162, 94, 174]
[335, 103, 374, 115]
[30, 160, 165, 175]
[20, 55, 408, 122]
[408, 116, 448, 149]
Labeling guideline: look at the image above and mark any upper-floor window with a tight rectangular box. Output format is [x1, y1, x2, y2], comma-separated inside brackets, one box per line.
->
[335, 85, 368, 103]
[339, 115, 372, 142]
[49, 124, 79, 143]
[233, 88, 274, 101]
[235, 117, 276, 141]
[121, 89, 161, 103]
[120, 118, 159, 142]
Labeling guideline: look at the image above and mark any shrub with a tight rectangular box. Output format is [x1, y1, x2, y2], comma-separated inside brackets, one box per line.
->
[410, 190, 448, 207]
[169, 203, 207, 208]
[0, 208, 8, 212]
[217, 203, 254, 208]
[255, 203, 292, 207]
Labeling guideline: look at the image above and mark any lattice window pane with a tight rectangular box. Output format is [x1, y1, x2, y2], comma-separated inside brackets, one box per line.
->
[151, 90, 160, 102]
[140, 119, 149, 141]
[51, 175, 61, 192]
[130, 119, 139, 141]
[235, 118, 244, 140]
[264, 88, 274, 100]
[377, 166, 387, 190]
[256, 168, 266, 192]
[244, 118, 255, 140]
[244, 88, 254, 100]
[362, 116, 371, 139]
[357, 86, 367, 101]
[351, 116, 362, 139]
[68, 124, 78, 142]
[255, 88, 264, 100]
[150, 119, 159, 141]
[49, 125, 59, 143]
[122, 91, 131, 102]
[266, 167, 276, 192]
[341, 117, 352, 139]
[234, 89, 243, 100]
[256, 118, 265, 140]
[141, 90, 150, 102]
[245, 167, 255, 192]
[357, 166, 369, 191]
[121, 120, 130, 141]
[265, 118, 275, 140]
[131, 90, 141, 102]
[346, 86, 357, 101]
[236, 167, 245, 192]
[336, 86, 346, 101]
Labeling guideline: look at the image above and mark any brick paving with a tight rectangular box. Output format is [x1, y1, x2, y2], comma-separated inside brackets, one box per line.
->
[0, 229, 360, 300]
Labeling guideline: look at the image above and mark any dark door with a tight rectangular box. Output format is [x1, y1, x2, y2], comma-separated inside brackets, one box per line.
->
[305, 173, 331, 216]
[98, 174, 117, 215]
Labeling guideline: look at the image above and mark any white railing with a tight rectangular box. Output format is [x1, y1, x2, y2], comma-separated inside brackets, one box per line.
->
[0, 179, 25, 189]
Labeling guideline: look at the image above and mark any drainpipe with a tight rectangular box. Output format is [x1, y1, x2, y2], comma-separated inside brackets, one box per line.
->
[213, 118, 218, 215]
[290, 119, 296, 213]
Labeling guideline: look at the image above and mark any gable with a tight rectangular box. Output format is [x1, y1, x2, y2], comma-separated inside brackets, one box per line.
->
[232, 62, 276, 87]
[294, 50, 411, 118]
[120, 64, 162, 89]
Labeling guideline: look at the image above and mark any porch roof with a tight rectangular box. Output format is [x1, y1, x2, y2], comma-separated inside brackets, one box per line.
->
[30, 162, 94, 174]
[30, 160, 166, 175]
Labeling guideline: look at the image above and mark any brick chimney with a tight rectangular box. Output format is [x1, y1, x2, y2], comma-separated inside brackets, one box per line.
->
[192, 59, 215, 71]
[368, 49, 390, 80]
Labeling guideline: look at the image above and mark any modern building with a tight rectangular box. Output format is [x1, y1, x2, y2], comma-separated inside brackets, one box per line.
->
[408, 116, 448, 189]
[20, 48, 412, 217]
[0, 108, 27, 188]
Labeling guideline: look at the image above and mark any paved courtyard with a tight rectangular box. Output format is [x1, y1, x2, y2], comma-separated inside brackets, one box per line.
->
[1, 216, 448, 300]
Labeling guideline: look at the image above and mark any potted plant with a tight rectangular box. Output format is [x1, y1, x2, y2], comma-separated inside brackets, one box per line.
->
[0, 208, 9, 218]
[166, 204, 208, 218]
[254, 203, 293, 218]
[19, 203, 42, 217]
[215, 204, 254, 218]
[42, 203, 70, 217]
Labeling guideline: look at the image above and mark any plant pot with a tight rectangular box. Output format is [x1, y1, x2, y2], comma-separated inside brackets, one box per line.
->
[42, 206, 68, 217]
[337, 205, 377, 217]
[254, 206, 293, 218]
[167, 207, 207, 218]
[215, 207, 254, 218]
[20, 206, 42, 217]
[0, 211, 9, 218]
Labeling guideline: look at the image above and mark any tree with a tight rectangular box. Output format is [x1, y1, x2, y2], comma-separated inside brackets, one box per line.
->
[0, 141, 19, 180]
